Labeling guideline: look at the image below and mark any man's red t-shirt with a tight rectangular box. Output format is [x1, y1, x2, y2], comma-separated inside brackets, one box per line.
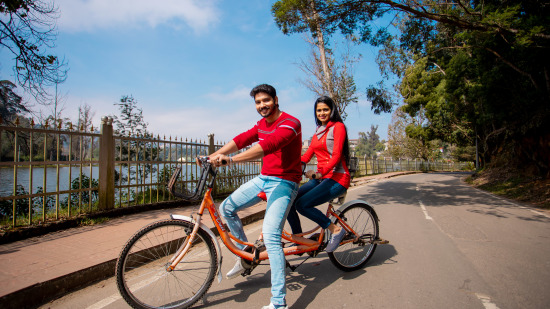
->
[233, 112, 302, 183]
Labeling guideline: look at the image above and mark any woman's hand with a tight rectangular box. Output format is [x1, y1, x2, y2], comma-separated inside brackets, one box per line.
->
[305, 170, 321, 179]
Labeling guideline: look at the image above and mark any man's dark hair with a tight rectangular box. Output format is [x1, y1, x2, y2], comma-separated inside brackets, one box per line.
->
[250, 84, 276, 99]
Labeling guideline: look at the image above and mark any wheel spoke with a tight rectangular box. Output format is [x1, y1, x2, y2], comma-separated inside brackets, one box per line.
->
[328, 204, 379, 271]
[116, 220, 218, 309]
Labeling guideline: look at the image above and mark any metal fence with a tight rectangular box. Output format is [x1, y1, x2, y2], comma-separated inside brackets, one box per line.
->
[0, 117, 101, 227]
[0, 117, 258, 228]
[353, 156, 472, 176]
[0, 116, 473, 229]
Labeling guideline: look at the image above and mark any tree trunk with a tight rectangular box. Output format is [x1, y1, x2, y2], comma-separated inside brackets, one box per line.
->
[309, 0, 334, 99]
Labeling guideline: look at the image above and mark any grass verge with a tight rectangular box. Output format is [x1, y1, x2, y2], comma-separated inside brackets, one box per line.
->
[466, 168, 549, 209]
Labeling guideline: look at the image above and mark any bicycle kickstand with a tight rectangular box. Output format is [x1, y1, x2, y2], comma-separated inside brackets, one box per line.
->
[285, 256, 310, 272]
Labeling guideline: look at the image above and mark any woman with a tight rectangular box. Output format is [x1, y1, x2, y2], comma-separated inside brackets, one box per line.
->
[287, 96, 351, 252]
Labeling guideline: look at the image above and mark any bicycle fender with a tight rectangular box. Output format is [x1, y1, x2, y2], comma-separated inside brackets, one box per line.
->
[170, 214, 223, 283]
[334, 199, 380, 222]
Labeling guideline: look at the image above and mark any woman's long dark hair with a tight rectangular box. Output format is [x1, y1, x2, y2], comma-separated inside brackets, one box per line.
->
[314, 96, 350, 168]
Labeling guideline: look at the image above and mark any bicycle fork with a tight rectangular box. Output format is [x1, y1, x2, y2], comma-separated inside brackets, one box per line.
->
[167, 214, 224, 283]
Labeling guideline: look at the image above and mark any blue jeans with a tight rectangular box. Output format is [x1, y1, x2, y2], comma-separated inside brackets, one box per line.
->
[219, 175, 298, 307]
[286, 178, 347, 234]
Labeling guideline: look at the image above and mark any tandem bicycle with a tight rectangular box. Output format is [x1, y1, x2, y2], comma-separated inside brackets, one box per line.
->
[115, 157, 387, 309]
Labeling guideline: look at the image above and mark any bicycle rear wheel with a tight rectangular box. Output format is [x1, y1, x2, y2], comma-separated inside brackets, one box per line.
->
[116, 219, 218, 309]
[328, 203, 379, 271]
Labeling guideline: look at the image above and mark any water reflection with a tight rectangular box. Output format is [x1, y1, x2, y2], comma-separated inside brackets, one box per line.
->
[0, 166, 99, 196]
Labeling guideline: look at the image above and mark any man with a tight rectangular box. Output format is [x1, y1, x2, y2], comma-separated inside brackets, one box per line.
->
[209, 84, 302, 309]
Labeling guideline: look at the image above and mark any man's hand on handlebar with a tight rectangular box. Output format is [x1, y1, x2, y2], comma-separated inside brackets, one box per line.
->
[208, 154, 230, 167]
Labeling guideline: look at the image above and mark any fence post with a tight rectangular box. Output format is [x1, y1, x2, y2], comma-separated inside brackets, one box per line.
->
[398, 158, 401, 171]
[99, 117, 115, 210]
[208, 133, 215, 154]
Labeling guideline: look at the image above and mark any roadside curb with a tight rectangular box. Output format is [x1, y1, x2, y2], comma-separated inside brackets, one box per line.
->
[350, 171, 420, 187]
[0, 209, 268, 309]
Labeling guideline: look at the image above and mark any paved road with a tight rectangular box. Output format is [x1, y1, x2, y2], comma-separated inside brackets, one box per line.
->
[39, 172, 550, 309]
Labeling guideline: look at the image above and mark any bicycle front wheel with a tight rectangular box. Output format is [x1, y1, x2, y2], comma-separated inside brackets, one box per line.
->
[328, 203, 379, 271]
[116, 219, 218, 309]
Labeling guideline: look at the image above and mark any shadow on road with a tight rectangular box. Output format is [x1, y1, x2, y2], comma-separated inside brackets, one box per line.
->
[355, 172, 549, 223]
[194, 244, 398, 308]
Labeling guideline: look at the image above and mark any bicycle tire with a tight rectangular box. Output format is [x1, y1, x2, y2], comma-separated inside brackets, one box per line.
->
[116, 219, 218, 309]
[328, 203, 379, 271]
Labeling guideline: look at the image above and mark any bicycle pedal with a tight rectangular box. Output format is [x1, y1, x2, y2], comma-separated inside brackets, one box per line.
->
[374, 238, 389, 244]
[241, 268, 253, 276]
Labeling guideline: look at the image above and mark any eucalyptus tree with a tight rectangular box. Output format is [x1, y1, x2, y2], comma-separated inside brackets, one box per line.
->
[272, 0, 360, 117]
[296, 38, 360, 119]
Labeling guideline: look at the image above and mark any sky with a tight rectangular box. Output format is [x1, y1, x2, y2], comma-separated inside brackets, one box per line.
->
[1, 0, 395, 143]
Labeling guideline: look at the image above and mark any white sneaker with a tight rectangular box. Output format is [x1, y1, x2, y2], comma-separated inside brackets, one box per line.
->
[325, 227, 346, 252]
[226, 259, 245, 279]
[261, 303, 288, 309]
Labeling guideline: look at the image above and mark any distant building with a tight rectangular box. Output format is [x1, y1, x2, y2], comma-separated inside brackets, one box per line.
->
[302, 138, 311, 155]
[349, 139, 358, 151]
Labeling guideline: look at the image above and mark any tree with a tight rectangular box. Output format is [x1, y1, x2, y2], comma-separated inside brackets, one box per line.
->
[112, 95, 149, 138]
[296, 38, 360, 119]
[67, 103, 96, 160]
[277, 0, 549, 176]
[0, 0, 68, 102]
[111, 95, 155, 186]
[0, 80, 28, 122]
[390, 2, 549, 174]
[272, 0, 360, 116]
[387, 106, 439, 160]
[355, 124, 382, 158]
[274, 0, 396, 114]
[48, 80, 67, 126]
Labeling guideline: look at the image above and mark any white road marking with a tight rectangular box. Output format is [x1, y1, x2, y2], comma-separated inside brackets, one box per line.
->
[416, 185, 433, 220]
[419, 200, 433, 221]
[529, 209, 550, 218]
[85, 294, 121, 309]
[475, 293, 500, 309]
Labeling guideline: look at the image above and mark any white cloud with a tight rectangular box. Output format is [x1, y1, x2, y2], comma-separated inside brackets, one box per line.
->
[57, 86, 322, 144]
[145, 86, 259, 141]
[55, 0, 220, 33]
[146, 104, 257, 142]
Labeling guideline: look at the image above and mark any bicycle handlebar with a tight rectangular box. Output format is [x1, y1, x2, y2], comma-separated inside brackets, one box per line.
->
[198, 156, 228, 166]
[168, 157, 219, 201]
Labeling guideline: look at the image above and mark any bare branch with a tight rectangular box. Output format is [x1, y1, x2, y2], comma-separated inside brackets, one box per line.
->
[0, 0, 68, 103]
